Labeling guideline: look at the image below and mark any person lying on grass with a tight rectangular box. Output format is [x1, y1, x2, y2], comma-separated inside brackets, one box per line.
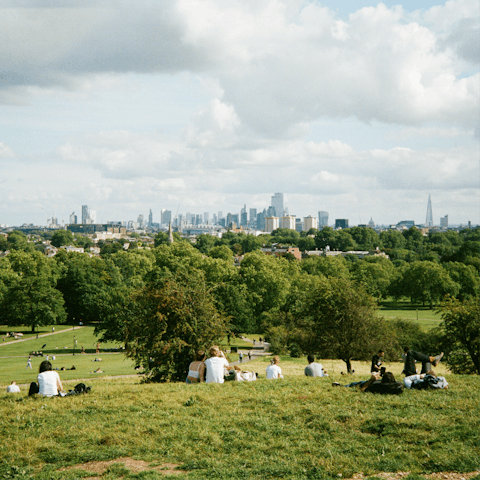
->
[402, 347, 443, 376]
[28, 360, 64, 397]
[266, 356, 284, 380]
[333, 371, 403, 394]
[404, 370, 449, 390]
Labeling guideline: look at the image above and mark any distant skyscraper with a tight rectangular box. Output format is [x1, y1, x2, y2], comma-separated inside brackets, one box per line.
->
[318, 211, 329, 227]
[303, 215, 318, 232]
[213, 213, 218, 224]
[440, 215, 448, 229]
[69, 212, 77, 225]
[89, 210, 96, 224]
[335, 219, 349, 229]
[271, 193, 284, 217]
[249, 208, 257, 227]
[426, 195, 433, 227]
[161, 209, 171, 225]
[204, 212, 209, 224]
[240, 205, 248, 226]
[148, 209, 153, 226]
[137, 214, 144, 228]
[82, 205, 89, 224]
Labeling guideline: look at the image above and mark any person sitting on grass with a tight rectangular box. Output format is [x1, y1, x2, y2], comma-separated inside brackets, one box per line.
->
[266, 356, 284, 380]
[404, 370, 449, 390]
[186, 350, 206, 384]
[403, 347, 443, 376]
[333, 371, 403, 394]
[29, 360, 64, 397]
[371, 349, 384, 373]
[204, 346, 230, 384]
[6, 381, 21, 393]
[304, 354, 328, 377]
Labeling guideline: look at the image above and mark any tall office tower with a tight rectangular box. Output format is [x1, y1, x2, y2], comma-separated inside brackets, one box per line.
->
[226, 213, 234, 227]
[69, 212, 77, 225]
[257, 209, 266, 230]
[204, 212, 209, 224]
[426, 195, 433, 227]
[148, 209, 153, 226]
[137, 214, 144, 228]
[218, 211, 223, 221]
[185, 212, 193, 224]
[303, 215, 318, 232]
[440, 215, 448, 229]
[240, 204, 248, 226]
[271, 192, 284, 217]
[161, 209, 171, 225]
[335, 219, 349, 229]
[249, 208, 257, 227]
[267, 205, 276, 217]
[196, 214, 202, 225]
[280, 215, 296, 230]
[265, 216, 279, 233]
[212, 213, 218, 224]
[82, 205, 89, 224]
[318, 211, 329, 227]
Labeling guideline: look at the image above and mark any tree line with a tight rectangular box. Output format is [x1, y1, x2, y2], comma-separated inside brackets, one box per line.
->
[0, 227, 479, 378]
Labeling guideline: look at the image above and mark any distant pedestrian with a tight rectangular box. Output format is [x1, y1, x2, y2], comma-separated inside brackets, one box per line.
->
[26, 357, 32, 369]
[52, 327, 55, 333]
[248, 351, 252, 361]
[253, 339, 256, 346]
[239, 352, 243, 363]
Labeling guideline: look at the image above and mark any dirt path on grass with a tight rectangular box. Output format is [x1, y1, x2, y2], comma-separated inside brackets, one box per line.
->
[0, 326, 86, 346]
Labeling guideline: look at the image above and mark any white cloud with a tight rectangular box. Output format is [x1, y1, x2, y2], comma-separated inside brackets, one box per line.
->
[0, 142, 15, 157]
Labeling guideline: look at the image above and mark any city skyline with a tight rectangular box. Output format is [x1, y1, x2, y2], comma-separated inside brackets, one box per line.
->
[1, 1, 479, 227]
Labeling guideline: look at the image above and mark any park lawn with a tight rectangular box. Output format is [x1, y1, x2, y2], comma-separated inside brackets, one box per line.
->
[377, 300, 443, 331]
[0, 324, 86, 343]
[0, 370, 478, 480]
[0, 325, 124, 357]
[0, 353, 139, 387]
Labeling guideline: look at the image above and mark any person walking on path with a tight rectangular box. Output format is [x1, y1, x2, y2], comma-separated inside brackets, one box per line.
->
[26, 356, 32, 369]
[239, 351, 243, 363]
[248, 351, 252, 361]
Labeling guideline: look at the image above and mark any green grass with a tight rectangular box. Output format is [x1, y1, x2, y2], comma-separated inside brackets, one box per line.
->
[377, 300, 443, 331]
[0, 366, 478, 479]
[0, 326, 136, 386]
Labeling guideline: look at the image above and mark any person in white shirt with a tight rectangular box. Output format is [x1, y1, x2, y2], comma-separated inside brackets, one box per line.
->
[266, 356, 284, 379]
[204, 346, 230, 384]
[30, 360, 63, 397]
[6, 381, 21, 393]
[404, 370, 449, 390]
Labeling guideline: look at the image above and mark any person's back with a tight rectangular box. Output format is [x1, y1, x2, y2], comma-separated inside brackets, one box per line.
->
[38, 370, 61, 396]
[6, 382, 20, 393]
[266, 356, 283, 379]
[205, 346, 229, 384]
[305, 355, 326, 377]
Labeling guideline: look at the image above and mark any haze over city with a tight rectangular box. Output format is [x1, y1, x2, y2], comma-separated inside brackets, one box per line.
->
[1, 0, 479, 227]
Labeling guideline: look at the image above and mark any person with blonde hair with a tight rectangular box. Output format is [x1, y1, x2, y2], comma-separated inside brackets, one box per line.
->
[186, 350, 206, 384]
[266, 356, 284, 379]
[204, 346, 230, 383]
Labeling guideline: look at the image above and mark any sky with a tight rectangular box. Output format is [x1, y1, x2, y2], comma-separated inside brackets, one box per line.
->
[1, 0, 479, 228]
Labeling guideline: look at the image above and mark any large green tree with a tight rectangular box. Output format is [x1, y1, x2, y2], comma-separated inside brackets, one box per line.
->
[50, 230, 75, 248]
[124, 268, 227, 382]
[0, 251, 66, 331]
[441, 297, 480, 374]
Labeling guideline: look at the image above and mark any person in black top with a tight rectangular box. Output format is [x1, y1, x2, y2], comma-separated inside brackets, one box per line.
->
[371, 350, 384, 373]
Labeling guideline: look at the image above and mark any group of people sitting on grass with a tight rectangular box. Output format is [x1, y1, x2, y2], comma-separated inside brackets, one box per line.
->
[332, 347, 448, 394]
[185, 345, 448, 393]
[186, 346, 258, 384]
